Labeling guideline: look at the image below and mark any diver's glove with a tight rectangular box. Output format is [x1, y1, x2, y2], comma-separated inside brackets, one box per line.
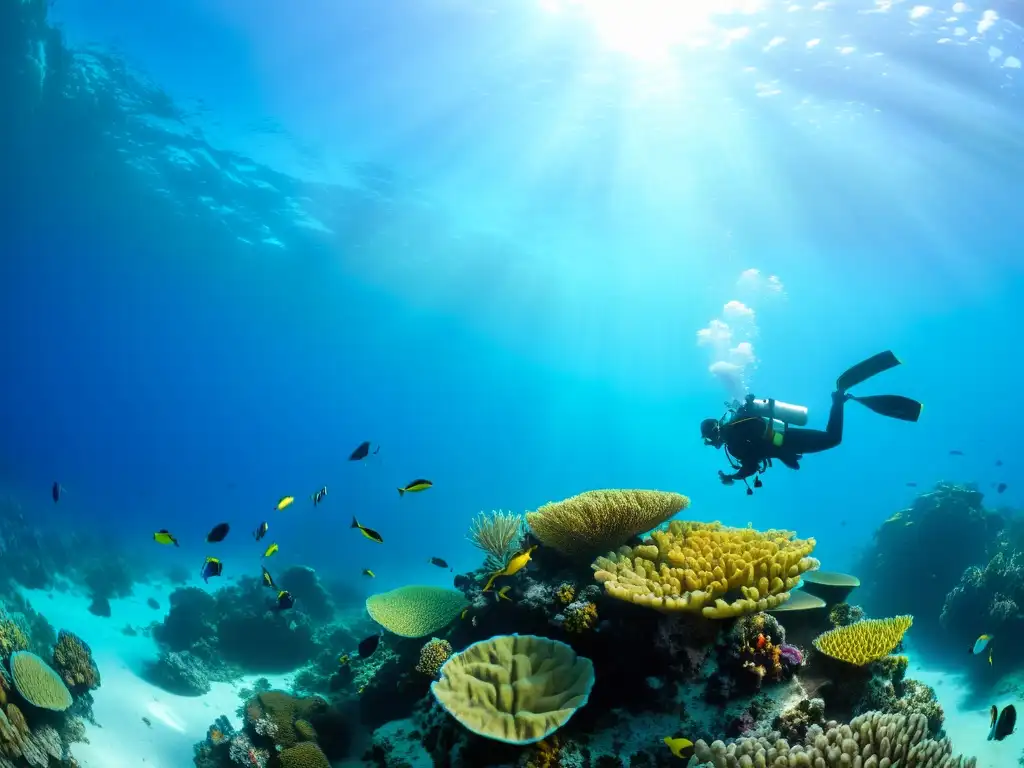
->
[718, 470, 734, 486]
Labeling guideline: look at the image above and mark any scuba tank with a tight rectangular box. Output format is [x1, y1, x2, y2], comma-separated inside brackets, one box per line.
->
[743, 396, 809, 427]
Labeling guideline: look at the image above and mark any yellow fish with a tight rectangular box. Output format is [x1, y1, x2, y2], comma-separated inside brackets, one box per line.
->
[276, 496, 294, 511]
[482, 545, 537, 592]
[153, 529, 178, 546]
[351, 516, 384, 544]
[338, 654, 350, 666]
[664, 736, 694, 759]
[263, 542, 279, 558]
[460, 608, 469, 620]
[496, 586, 512, 602]
[397, 479, 432, 496]
[362, 569, 376, 578]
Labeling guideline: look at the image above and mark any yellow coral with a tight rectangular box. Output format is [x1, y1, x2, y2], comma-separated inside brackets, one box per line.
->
[592, 520, 819, 619]
[9, 651, 73, 711]
[431, 634, 594, 745]
[555, 583, 575, 605]
[278, 741, 330, 768]
[563, 602, 598, 633]
[415, 638, 453, 677]
[525, 735, 562, 768]
[0, 616, 28, 661]
[365, 586, 469, 638]
[813, 616, 914, 666]
[294, 719, 317, 742]
[527, 490, 690, 559]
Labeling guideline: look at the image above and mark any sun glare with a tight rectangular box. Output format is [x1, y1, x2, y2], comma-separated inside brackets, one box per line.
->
[541, 0, 764, 59]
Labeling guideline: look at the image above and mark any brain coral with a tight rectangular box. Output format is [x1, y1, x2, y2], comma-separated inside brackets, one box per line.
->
[526, 489, 689, 559]
[431, 633, 594, 745]
[9, 651, 73, 711]
[812, 615, 914, 666]
[592, 520, 819, 618]
[278, 741, 330, 768]
[693, 711, 975, 767]
[366, 586, 469, 638]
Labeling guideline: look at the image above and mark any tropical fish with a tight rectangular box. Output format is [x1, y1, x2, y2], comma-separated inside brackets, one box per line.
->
[429, 557, 451, 571]
[989, 704, 1016, 741]
[756, 633, 767, 650]
[276, 590, 295, 610]
[338, 654, 350, 667]
[275, 496, 294, 511]
[351, 516, 384, 544]
[253, 521, 269, 541]
[362, 569, 376, 578]
[349, 441, 372, 461]
[482, 545, 537, 592]
[460, 608, 469, 620]
[989, 647, 994, 666]
[496, 586, 512, 602]
[997, 483, 1007, 494]
[663, 736, 694, 760]
[263, 542, 279, 558]
[51, 482, 64, 503]
[358, 634, 381, 658]
[398, 479, 432, 496]
[261, 566, 275, 589]
[311, 486, 328, 506]
[153, 530, 179, 547]
[201, 557, 223, 583]
[971, 634, 993, 656]
[206, 523, 230, 543]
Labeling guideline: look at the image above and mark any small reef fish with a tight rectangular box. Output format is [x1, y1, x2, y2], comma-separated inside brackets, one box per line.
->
[429, 557, 452, 571]
[358, 634, 381, 658]
[663, 736, 694, 760]
[460, 609, 470, 620]
[756, 633, 767, 650]
[253, 521, 269, 541]
[51, 482, 64, 503]
[206, 523, 230, 543]
[311, 486, 328, 506]
[142, 717, 152, 728]
[276, 496, 294, 511]
[275, 590, 295, 611]
[971, 634, 993, 656]
[496, 586, 512, 602]
[997, 482, 1008, 494]
[351, 516, 384, 544]
[201, 557, 223, 583]
[263, 542, 279, 558]
[348, 441, 374, 461]
[482, 545, 537, 592]
[989, 704, 1016, 741]
[153, 530, 179, 547]
[261, 566, 275, 589]
[362, 569, 376, 578]
[338, 654, 350, 666]
[398, 479, 432, 496]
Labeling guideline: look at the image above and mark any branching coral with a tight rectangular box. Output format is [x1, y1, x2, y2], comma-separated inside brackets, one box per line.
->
[528, 489, 689, 559]
[52, 630, 101, 694]
[414, 638, 452, 677]
[593, 520, 819, 618]
[694, 711, 975, 767]
[812, 616, 913, 666]
[468, 510, 527, 570]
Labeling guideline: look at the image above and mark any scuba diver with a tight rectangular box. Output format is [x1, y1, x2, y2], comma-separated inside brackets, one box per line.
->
[700, 350, 923, 494]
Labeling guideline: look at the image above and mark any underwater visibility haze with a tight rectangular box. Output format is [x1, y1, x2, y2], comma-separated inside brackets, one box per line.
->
[1, 0, 1024, 766]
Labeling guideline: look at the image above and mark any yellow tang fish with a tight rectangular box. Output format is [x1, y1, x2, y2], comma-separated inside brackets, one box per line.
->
[664, 736, 694, 759]
[263, 542, 279, 558]
[276, 496, 294, 511]
[397, 479, 432, 496]
[482, 545, 537, 592]
[153, 529, 178, 547]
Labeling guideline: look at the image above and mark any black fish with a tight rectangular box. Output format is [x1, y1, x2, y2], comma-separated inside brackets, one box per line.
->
[349, 441, 372, 461]
[253, 521, 269, 541]
[358, 634, 381, 658]
[990, 704, 1016, 741]
[51, 482, 62, 503]
[997, 483, 1008, 494]
[949, 450, 964, 456]
[206, 523, 230, 543]
[276, 590, 295, 611]
[429, 557, 452, 571]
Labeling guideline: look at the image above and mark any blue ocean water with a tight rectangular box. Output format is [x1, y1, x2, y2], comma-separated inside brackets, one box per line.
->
[1, 0, 1023, 765]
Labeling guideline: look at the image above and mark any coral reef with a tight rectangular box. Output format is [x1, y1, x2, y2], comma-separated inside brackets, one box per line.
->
[593, 520, 819, 617]
[707, 613, 804, 703]
[9, 652, 73, 711]
[414, 638, 451, 678]
[527, 489, 689, 560]
[468, 510, 527, 571]
[146, 650, 212, 696]
[812, 615, 914, 665]
[365, 586, 469, 638]
[50, 631, 100, 696]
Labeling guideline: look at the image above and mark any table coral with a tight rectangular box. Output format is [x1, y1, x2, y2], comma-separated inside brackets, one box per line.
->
[593, 520, 819, 618]
[9, 651, 72, 711]
[812, 615, 913, 666]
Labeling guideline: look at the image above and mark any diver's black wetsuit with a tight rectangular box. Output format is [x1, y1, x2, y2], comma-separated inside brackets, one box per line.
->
[721, 391, 847, 481]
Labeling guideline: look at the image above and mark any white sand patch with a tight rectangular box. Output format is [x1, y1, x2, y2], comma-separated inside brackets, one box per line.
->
[19, 583, 292, 767]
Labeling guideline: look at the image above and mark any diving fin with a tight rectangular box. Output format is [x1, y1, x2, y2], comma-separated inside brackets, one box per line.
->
[836, 351, 902, 393]
[850, 394, 923, 423]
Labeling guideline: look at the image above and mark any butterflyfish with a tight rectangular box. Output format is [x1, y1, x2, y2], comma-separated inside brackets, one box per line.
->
[276, 496, 294, 511]
[263, 542, 279, 558]
[153, 530, 179, 547]
[664, 737, 694, 759]
[201, 557, 223, 583]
